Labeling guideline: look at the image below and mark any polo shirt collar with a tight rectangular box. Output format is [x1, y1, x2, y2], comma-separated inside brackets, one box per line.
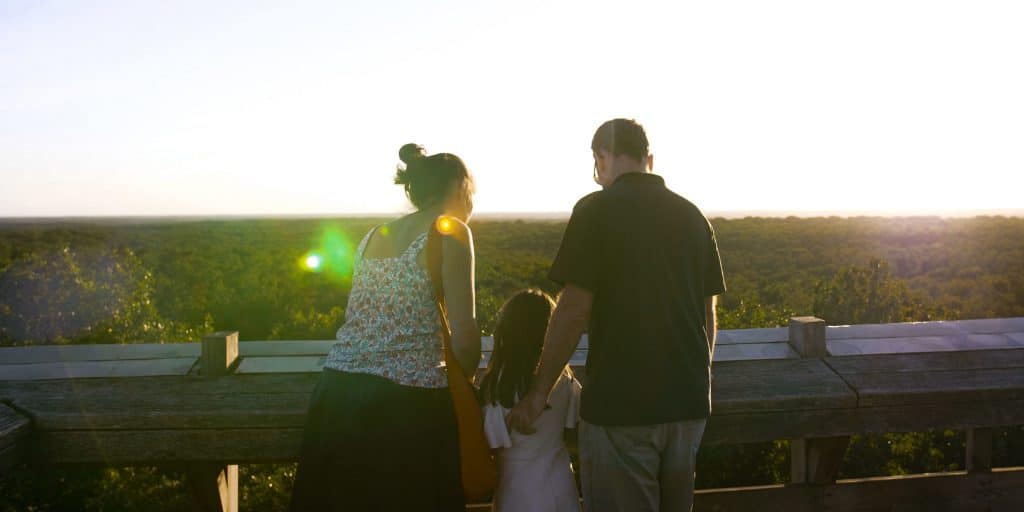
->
[611, 172, 664, 187]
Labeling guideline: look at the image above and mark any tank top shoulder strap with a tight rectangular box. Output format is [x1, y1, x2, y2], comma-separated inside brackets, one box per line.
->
[355, 225, 381, 262]
[402, 231, 430, 261]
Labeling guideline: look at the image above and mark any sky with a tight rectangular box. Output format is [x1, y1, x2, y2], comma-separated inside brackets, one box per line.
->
[2, 0, 1022, 217]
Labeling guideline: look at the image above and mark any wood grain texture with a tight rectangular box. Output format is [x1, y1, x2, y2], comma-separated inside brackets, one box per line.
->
[0, 404, 31, 472]
[825, 348, 1024, 374]
[710, 358, 856, 413]
[690, 469, 1024, 512]
[35, 428, 305, 464]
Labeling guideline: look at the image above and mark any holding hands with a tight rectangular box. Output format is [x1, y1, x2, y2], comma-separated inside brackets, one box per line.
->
[506, 389, 548, 435]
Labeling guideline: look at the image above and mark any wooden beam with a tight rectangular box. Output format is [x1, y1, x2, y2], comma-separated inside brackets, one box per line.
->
[694, 483, 823, 512]
[35, 428, 305, 465]
[824, 468, 1024, 511]
[705, 399, 1024, 445]
[691, 469, 1024, 512]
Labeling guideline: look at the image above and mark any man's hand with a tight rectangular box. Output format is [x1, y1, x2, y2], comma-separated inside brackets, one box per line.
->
[506, 389, 547, 435]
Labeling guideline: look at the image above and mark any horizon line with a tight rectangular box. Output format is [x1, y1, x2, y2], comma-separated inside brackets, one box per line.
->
[2, 208, 1023, 224]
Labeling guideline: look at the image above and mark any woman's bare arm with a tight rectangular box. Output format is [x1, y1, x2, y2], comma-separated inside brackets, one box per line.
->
[441, 219, 481, 378]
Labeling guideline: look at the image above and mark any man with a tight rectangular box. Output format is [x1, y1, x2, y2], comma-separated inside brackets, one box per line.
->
[507, 118, 726, 512]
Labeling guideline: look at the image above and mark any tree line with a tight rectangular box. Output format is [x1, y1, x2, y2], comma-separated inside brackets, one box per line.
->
[2, 215, 1023, 509]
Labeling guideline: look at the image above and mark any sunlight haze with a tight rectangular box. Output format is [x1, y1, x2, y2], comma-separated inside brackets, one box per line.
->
[2, 0, 1021, 217]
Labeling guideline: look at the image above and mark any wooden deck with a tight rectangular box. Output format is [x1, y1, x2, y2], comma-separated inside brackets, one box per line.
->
[2, 317, 1024, 511]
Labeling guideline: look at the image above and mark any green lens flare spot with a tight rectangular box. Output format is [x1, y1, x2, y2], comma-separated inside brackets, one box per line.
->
[302, 224, 356, 280]
[305, 254, 322, 270]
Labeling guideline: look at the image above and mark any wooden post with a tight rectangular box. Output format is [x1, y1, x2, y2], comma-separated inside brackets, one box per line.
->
[186, 331, 240, 512]
[788, 316, 849, 486]
[791, 437, 849, 485]
[966, 427, 993, 473]
[185, 464, 238, 512]
[201, 331, 239, 376]
[788, 316, 827, 358]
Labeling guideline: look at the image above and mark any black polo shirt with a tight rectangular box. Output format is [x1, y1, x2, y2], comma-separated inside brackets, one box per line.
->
[549, 172, 726, 426]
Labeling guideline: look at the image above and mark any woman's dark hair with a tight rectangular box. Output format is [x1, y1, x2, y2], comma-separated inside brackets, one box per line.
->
[591, 118, 650, 161]
[479, 289, 558, 408]
[394, 143, 474, 210]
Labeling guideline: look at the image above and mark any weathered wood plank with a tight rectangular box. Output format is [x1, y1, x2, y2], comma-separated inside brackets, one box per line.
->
[825, 348, 1024, 374]
[713, 343, 798, 362]
[826, 321, 964, 340]
[0, 373, 320, 399]
[690, 469, 1024, 512]
[1, 404, 32, 472]
[35, 428, 305, 464]
[0, 343, 198, 364]
[828, 334, 1022, 356]
[710, 359, 856, 414]
[0, 374, 319, 430]
[0, 404, 31, 450]
[967, 333, 1024, 347]
[0, 358, 197, 381]
[693, 483, 822, 512]
[841, 367, 1024, 407]
[238, 340, 334, 356]
[235, 356, 325, 374]
[716, 327, 789, 345]
[705, 399, 1024, 445]
[10, 393, 311, 431]
[0, 358, 850, 430]
[824, 468, 1024, 512]
[955, 317, 1024, 334]
[22, 399, 1024, 463]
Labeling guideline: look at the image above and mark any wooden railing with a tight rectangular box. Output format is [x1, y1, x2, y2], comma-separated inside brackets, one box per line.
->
[2, 317, 1024, 511]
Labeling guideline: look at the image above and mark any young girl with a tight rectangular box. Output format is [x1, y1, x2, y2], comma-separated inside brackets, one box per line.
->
[479, 289, 582, 512]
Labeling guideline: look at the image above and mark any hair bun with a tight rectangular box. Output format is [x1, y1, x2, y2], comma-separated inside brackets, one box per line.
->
[399, 143, 426, 165]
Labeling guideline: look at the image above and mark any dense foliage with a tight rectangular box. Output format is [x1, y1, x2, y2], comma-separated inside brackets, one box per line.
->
[2, 215, 1023, 509]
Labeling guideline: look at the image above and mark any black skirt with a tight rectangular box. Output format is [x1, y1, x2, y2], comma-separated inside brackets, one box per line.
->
[290, 369, 464, 511]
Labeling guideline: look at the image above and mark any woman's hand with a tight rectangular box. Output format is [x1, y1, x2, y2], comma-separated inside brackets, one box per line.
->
[506, 389, 547, 435]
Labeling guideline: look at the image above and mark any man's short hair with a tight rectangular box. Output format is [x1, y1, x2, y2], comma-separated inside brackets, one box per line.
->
[591, 118, 650, 162]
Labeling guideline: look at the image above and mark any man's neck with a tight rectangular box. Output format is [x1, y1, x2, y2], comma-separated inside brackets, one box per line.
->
[606, 168, 651, 185]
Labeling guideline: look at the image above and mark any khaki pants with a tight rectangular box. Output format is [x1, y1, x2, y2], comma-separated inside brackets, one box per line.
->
[580, 418, 707, 512]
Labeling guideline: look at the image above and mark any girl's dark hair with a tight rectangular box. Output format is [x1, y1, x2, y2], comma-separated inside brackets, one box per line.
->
[479, 289, 557, 408]
[394, 143, 474, 210]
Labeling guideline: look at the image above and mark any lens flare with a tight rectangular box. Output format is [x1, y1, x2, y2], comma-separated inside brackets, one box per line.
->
[319, 227, 355, 279]
[436, 216, 456, 235]
[304, 253, 322, 271]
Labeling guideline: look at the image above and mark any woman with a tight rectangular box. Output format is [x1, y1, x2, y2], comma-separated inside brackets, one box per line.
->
[290, 143, 480, 511]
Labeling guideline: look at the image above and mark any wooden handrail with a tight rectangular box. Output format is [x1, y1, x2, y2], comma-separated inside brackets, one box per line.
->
[2, 316, 1024, 511]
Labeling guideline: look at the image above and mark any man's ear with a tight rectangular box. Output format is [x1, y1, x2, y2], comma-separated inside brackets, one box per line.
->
[646, 154, 654, 172]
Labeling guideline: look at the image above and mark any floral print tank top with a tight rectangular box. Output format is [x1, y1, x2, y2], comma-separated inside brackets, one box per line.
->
[323, 227, 447, 388]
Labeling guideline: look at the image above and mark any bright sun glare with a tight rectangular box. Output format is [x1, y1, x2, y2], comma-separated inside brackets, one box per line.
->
[0, 1, 1021, 217]
[305, 254, 322, 270]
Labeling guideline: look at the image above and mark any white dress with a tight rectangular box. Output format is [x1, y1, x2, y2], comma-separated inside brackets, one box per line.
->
[482, 369, 582, 512]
